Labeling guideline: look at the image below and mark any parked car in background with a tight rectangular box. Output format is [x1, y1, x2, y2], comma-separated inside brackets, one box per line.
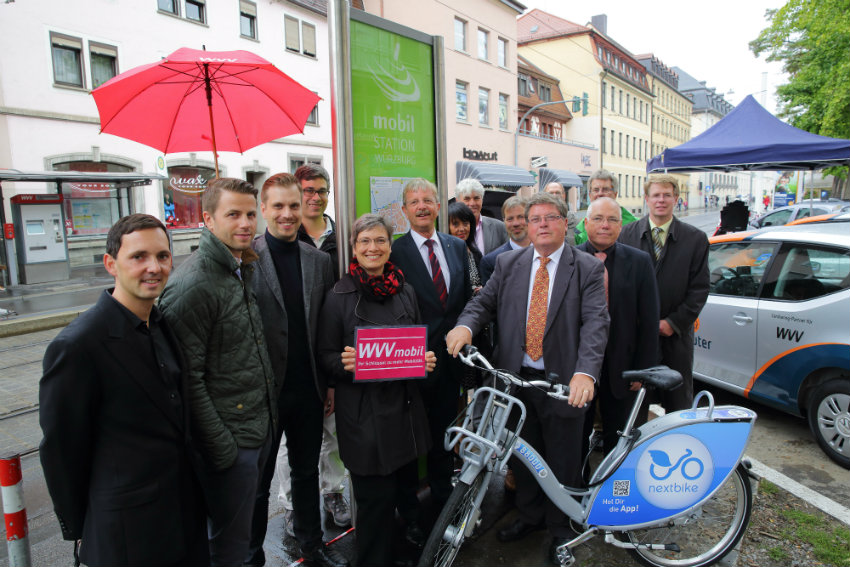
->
[788, 211, 850, 226]
[693, 222, 850, 468]
[749, 201, 848, 229]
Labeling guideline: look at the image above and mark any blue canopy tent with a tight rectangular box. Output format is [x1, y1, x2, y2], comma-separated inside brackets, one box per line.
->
[647, 95, 850, 173]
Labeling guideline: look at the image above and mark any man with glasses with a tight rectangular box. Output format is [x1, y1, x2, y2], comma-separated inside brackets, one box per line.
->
[297, 164, 339, 279]
[618, 174, 709, 412]
[577, 197, 659, 454]
[446, 192, 608, 565]
[574, 169, 637, 245]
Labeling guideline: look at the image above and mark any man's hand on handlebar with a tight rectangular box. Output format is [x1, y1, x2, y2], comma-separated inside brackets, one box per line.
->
[445, 326, 472, 357]
[567, 373, 595, 407]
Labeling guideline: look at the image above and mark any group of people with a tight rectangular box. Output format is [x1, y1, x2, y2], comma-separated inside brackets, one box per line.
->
[38, 166, 709, 567]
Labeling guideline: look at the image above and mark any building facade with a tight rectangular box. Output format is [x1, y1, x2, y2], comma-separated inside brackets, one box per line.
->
[0, 0, 334, 268]
[637, 54, 692, 206]
[518, 10, 650, 213]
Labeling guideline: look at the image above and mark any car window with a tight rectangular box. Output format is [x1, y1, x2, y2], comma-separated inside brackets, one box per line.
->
[708, 241, 776, 297]
[797, 207, 828, 219]
[761, 209, 792, 226]
[763, 245, 850, 300]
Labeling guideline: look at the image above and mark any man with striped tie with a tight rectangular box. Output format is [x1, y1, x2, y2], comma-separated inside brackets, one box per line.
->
[618, 174, 709, 412]
[389, 178, 471, 541]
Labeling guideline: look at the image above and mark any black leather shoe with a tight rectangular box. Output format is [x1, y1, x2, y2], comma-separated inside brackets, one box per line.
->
[301, 544, 350, 567]
[496, 518, 545, 542]
[404, 522, 426, 549]
[549, 537, 572, 566]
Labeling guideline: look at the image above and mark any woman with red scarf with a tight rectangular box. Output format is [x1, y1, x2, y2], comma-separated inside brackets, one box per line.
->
[318, 213, 435, 567]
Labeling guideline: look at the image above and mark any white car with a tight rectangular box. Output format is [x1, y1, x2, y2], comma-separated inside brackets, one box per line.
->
[693, 222, 850, 468]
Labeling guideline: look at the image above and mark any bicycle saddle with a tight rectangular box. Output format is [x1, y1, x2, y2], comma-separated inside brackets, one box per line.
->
[622, 365, 683, 390]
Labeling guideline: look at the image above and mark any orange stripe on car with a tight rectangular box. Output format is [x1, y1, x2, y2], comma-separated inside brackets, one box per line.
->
[787, 213, 837, 226]
[743, 342, 847, 396]
[709, 231, 757, 244]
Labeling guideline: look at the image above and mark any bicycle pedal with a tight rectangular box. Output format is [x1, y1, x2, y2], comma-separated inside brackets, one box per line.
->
[555, 543, 576, 566]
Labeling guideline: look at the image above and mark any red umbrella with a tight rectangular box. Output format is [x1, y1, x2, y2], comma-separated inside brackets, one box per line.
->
[92, 47, 320, 176]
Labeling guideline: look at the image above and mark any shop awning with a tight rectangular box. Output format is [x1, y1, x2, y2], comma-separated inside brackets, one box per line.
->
[537, 168, 584, 190]
[0, 170, 166, 186]
[455, 161, 536, 188]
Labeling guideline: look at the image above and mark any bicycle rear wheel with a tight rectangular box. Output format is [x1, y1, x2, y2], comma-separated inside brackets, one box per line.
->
[626, 463, 752, 567]
[417, 472, 487, 567]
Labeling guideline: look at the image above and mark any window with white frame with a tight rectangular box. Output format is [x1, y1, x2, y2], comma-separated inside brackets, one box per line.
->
[289, 155, 323, 173]
[89, 42, 117, 89]
[478, 88, 489, 125]
[454, 18, 466, 51]
[477, 29, 488, 60]
[456, 81, 468, 122]
[518, 74, 529, 97]
[158, 0, 178, 14]
[240, 0, 257, 39]
[51, 32, 84, 88]
[285, 15, 316, 57]
[497, 37, 507, 67]
[499, 93, 508, 129]
[539, 82, 551, 103]
[306, 94, 319, 125]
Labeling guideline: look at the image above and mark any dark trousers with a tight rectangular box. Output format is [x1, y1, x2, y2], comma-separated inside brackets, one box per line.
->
[417, 350, 461, 504]
[197, 442, 270, 567]
[248, 383, 324, 563]
[350, 460, 419, 567]
[510, 371, 585, 538]
[658, 332, 695, 412]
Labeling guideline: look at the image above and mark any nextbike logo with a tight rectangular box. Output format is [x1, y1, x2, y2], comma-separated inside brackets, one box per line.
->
[635, 434, 714, 509]
[516, 441, 548, 478]
[368, 42, 420, 102]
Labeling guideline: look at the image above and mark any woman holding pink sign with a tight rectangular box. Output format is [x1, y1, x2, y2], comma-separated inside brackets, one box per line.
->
[319, 213, 436, 567]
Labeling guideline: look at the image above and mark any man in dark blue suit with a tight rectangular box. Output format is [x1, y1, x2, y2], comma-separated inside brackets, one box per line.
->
[390, 178, 471, 517]
[577, 197, 660, 453]
[479, 195, 530, 286]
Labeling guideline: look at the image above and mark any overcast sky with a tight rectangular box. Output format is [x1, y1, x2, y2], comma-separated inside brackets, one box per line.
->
[521, 0, 788, 114]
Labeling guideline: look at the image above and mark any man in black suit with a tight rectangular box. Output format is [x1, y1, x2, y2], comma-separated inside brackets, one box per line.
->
[40, 214, 207, 567]
[446, 192, 609, 564]
[577, 197, 660, 453]
[456, 177, 508, 253]
[619, 174, 709, 412]
[390, 178, 471, 516]
[246, 174, 344, 567]
[479, 195, 530, 285]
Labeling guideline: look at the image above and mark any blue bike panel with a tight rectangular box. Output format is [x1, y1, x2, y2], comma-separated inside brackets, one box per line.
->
[587, 421, 751, 527]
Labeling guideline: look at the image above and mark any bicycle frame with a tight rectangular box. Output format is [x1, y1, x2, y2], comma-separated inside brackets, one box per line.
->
[444, 383, 757, 534]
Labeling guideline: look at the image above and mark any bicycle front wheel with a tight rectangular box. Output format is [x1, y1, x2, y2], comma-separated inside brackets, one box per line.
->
[626, 463, 753, 567]
[417, 472, 487, 567]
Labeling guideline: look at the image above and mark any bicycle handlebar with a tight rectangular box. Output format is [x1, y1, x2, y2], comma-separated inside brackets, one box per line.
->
[458, 345, 570, 401]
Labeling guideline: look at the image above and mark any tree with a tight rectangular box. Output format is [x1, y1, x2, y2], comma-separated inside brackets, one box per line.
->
[750, 0, 849, 196]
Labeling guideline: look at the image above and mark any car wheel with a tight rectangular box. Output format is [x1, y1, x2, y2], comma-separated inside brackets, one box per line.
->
[807, 378, 850, 469]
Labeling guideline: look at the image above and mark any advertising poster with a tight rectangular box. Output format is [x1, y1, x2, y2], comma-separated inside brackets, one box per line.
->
[354, 325, 428, 382]
[350, 16, 437, 220]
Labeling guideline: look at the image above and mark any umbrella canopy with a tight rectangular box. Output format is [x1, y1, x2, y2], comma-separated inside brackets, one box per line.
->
[92, 47, 320, 175]
[647, 95, 850, 173]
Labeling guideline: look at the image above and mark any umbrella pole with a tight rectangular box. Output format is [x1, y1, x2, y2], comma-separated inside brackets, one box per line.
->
[203, 63, 219, 178]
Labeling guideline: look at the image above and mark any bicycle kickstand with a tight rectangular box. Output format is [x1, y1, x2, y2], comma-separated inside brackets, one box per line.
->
[554, 541, 576, 567]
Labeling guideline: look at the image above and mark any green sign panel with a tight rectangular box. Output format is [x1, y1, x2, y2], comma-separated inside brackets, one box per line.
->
[350, 18, 436, 233]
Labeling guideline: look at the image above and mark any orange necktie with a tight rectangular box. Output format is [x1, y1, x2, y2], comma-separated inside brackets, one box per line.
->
[526, 257, 550, 361]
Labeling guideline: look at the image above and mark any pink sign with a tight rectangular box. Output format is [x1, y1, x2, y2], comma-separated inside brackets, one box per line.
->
[354, 325, 428, 382]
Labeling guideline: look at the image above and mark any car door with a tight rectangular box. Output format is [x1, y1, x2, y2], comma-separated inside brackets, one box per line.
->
[753, 243, 850, 410]
[756, 208, 793, 228]
[693, 240, 778, 393]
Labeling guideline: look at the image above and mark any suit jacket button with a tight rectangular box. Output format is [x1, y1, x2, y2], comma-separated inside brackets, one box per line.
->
[237, 403, 244, 410]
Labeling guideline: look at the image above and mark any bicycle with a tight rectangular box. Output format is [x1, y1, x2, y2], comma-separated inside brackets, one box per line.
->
[418, 346, 757, 567]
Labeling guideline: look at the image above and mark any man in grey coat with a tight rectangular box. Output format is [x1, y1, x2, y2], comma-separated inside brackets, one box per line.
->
[456, 177, 508, 253]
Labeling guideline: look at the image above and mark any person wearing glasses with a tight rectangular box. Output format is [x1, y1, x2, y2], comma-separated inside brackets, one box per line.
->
[319, 214, 435, 567]
[446, 192, 608, 565]
[297, 164, 339, 279]
[574, 169, 637, 245]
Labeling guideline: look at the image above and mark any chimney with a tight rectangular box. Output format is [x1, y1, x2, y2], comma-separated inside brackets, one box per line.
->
[591, 14, 607, 35]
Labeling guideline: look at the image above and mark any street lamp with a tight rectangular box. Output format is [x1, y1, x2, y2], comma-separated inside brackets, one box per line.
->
[513, 99, 572, 166]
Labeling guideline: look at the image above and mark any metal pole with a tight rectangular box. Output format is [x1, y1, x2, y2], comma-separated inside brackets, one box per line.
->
[432, 35, 448, 232]
[328, 0, 355, 275]
[1, 455, 32, 567]
[514, 100, 572, 166]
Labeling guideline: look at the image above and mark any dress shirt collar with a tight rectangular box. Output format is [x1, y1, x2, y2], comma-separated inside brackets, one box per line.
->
[410, 228, 438, 249]
[532, 242, 565, 267]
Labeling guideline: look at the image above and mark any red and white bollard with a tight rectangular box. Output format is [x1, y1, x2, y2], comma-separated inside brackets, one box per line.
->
[1, 455, 32, 567]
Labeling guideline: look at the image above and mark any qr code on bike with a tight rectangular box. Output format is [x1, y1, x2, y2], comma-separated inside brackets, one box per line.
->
[612, 480, 630, 496]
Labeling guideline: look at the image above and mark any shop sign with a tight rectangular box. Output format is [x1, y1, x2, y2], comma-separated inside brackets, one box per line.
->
[463, 147, 498, 161]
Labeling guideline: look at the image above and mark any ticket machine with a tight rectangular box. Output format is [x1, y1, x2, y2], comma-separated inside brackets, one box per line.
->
[11, 194, 70, 284]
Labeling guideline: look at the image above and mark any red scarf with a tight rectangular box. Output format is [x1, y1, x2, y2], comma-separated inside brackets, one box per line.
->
[349, 258, 405, 300]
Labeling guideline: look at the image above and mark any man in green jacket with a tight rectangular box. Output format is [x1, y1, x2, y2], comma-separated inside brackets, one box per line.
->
[574, 169, 637, 245]
[159, 177, 276, 567]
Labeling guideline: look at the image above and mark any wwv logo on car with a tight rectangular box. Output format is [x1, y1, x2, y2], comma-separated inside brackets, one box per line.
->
[635, 434, 714, 509]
